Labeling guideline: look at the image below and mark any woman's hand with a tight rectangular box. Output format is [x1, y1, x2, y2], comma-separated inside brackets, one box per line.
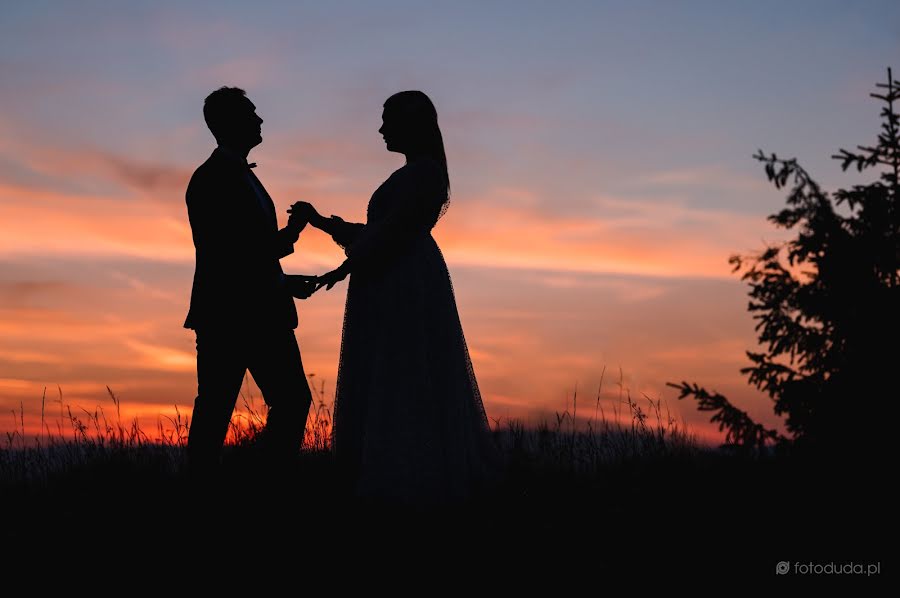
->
[316, 262, 351, 291]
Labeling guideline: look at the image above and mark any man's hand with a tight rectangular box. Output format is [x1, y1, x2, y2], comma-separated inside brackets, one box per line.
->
[286, 274, 319, 299]
[286, 208, 309, 237]
[289, 201, 323, 229]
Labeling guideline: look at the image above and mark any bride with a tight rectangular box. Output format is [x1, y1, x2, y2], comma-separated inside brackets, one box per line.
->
[292, 91, 499, 503]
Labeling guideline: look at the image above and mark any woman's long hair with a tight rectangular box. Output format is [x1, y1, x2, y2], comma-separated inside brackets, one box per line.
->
[384, 91, 450, 206]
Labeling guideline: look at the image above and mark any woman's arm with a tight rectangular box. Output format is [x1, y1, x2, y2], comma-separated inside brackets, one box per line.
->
[319, 161, 445, 287]
[290, 201, 366, 250]
[321, 215, 366, 250]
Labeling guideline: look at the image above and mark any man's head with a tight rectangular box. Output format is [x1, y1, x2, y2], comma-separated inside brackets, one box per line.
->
[203, 87, 263, 151]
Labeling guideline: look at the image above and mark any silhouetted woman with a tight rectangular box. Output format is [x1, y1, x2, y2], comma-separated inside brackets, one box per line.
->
[295, 91, 498, 503]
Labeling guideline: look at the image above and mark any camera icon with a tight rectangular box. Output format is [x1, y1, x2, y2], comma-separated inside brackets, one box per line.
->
[776, 561, 791, 575]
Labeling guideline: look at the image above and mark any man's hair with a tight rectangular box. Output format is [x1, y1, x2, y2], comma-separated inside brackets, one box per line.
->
[203, 86, 248, 140]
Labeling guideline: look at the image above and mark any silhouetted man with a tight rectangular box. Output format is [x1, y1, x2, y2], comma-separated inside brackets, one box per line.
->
[184, 86, 314, 472]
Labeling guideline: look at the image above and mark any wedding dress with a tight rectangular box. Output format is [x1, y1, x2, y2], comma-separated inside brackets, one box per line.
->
[328, 158, 499, 503]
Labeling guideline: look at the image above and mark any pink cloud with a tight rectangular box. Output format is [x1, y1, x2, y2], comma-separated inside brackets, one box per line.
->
[433, 192, 777, 279]
[0, 183, 193, 261]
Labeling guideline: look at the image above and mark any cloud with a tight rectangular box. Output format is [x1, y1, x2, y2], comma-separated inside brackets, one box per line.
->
[628, 164, 770, 194]
[521, 273, 668, 301]
[100, 152, 193, 196]
[125, 340, 195, 373]
[0, 252, 783, 442]
[0, 138, 192, 200]
[0, 146, 779, 283]
[108, 271, 180, 303]
[0, 280, 75, 308]
[433, 190, 776, 279]
[0, 182, 193, 261]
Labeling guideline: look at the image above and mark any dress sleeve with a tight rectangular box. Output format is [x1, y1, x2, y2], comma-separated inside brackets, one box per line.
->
[329, 218, 366, 252]
[344, 161, 445, 271]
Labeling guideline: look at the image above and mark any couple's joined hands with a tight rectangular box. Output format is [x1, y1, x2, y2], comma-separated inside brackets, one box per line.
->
[285, 275, 319, 299]
[285, 201, 350, 298]
[289, 201, 350, 231]
[285, 265, 349, 298]
[285, 201, 316, 237]
[287, 201, 319, 230]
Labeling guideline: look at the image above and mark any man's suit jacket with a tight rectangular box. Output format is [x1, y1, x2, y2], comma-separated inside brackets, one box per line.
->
[184, 146, 298, 331]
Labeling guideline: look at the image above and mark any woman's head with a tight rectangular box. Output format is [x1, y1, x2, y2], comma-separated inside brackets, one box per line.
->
[379, 91, 449, 198]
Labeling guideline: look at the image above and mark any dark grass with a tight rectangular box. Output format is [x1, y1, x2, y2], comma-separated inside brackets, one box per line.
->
[0, 383, 887, 582]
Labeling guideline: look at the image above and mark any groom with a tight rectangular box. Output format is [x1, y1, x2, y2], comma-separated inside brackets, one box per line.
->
[184, 86, 316, 472]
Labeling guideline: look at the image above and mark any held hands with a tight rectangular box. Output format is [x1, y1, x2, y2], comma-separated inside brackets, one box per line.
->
[286, 262, 351, 300]
[289, 202, 351, 240]
[288, 201, 322, 229]
[315, 262, 351, 292]
[285, 274, 319, 299]
[285, 201, 320, 238]
[284, 201, 351, 297]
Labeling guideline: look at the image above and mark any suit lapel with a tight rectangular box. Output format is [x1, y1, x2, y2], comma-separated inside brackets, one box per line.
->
[211, 148, 278, 231]
[247, 169, 278, 230]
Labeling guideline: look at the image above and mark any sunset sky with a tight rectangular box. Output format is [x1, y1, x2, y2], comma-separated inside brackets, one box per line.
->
[1, 1, 897, 442]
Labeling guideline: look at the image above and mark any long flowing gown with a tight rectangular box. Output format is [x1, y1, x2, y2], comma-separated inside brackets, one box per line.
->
[328, 159, 499, 504]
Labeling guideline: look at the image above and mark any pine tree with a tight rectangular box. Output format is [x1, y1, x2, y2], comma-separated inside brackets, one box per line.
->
[670, 69, 899, 456]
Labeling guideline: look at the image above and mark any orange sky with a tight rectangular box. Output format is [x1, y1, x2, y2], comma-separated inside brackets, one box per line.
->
[3, 2, 895, 444]
[0, 141, 783, 444]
